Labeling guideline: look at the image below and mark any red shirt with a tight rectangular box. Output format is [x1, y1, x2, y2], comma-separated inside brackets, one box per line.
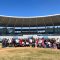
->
[36, 39, 38, 44]
[19, 39, 23, 45]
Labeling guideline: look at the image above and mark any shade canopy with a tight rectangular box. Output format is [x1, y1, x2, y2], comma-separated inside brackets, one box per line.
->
[0, 14, 60, 27]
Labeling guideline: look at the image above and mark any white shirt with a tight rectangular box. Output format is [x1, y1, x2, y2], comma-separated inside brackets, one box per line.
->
[8, 39, 12, 43]
[29, 39, 32, 43]
[15, 39, 19, 43]
[26, 42, 29, 45]
[38, 40, 42, 44]
[56, 38, 60, 43]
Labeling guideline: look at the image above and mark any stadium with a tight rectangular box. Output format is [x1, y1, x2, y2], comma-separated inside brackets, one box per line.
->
[1, 0, 60, 60]
[0, 14, 60, 60]
[0, 14, 60, 36]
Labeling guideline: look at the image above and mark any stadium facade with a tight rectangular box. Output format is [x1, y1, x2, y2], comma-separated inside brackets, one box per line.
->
[0, 14, 60, 36]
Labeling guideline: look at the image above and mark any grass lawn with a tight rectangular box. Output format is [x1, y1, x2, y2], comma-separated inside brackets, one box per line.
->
[0, 47, 60, 60]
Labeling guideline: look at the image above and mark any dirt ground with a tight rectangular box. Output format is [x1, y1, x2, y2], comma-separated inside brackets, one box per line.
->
[0, 47, 59, 60]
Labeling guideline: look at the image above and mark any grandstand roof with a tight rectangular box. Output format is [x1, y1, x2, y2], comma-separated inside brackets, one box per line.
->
[0, 14, 60, 27]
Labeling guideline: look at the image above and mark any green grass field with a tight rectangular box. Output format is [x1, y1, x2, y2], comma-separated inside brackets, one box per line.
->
[0, 47, 60, 60]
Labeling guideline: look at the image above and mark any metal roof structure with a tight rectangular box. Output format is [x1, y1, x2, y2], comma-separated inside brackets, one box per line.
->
[0, 14, 60, 27]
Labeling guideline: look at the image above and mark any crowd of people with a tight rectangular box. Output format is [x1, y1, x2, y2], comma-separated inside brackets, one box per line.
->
[2, 37, 60, 49]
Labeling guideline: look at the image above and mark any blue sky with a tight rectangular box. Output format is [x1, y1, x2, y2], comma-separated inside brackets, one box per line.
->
[0, 0, 60, 16]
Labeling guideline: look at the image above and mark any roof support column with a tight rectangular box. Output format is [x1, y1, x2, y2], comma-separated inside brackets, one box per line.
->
[0, 18, 3, 35]
[21, 18, 24, 35]
[57, 26, 58, 34]
[13, 18, 16, 35]
[6, 18, 11, 35]
[43, 18, 46, 34]
[36, 18, 38, 34]
[6, 18, 10, 27]
[1, 18, 3, 35]
[2, 17, 7, 35]
[14, 18, 17, 35]
[29, 18, 31, 34]
[6, 18, 14, 35]
[0, 17, 2, 27]
[2, 17, 6, 27]
[51, 17, 55, 34]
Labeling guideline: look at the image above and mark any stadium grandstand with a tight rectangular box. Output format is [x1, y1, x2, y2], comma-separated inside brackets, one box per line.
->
[0, 14, 60, 36]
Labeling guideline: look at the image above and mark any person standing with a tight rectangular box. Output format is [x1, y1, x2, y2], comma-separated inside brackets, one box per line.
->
[35, 38, 38, 48]
[19, 39, 23, 47]
[56, 38, 60, 49]
[41, 38, 45, 48]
